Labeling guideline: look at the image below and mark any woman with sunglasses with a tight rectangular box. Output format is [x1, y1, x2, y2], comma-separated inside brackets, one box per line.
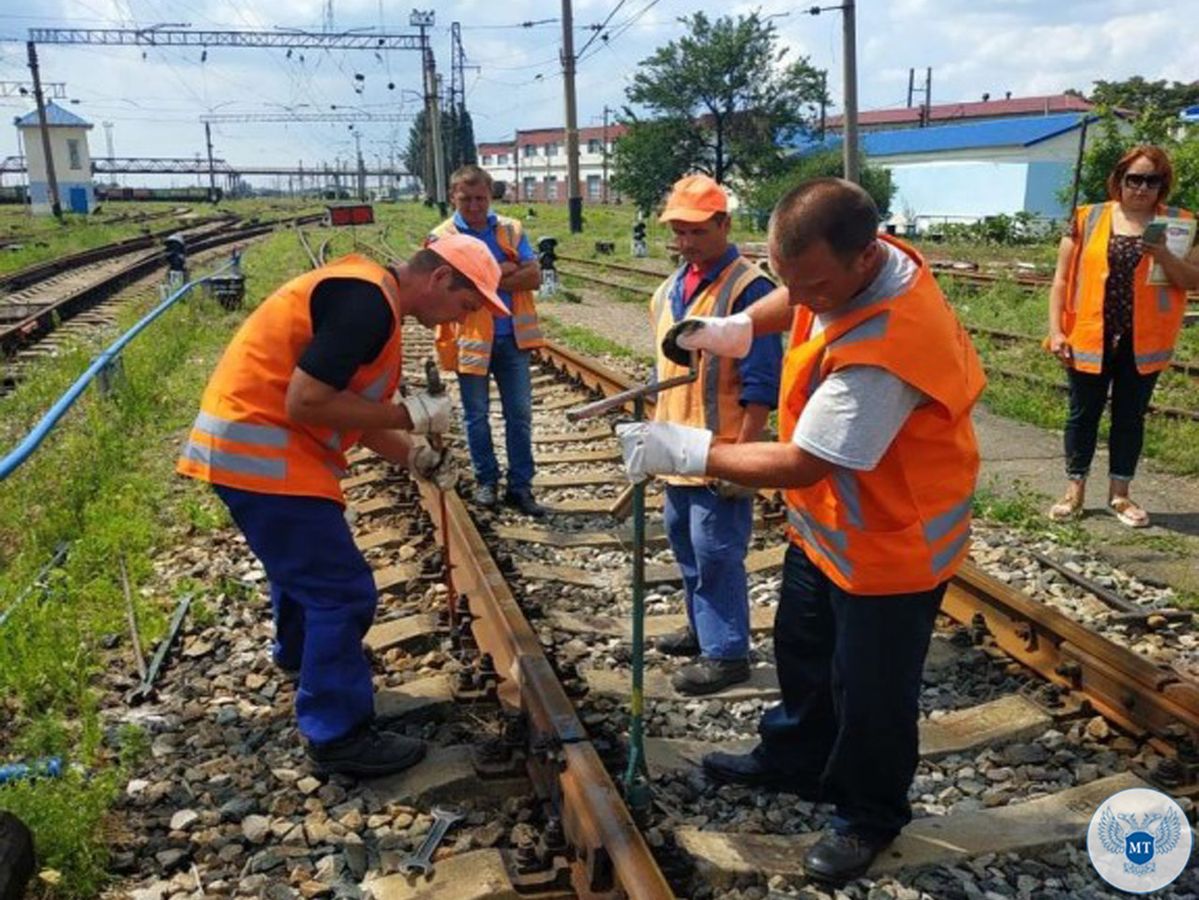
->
[1047, 145, 1199, 526]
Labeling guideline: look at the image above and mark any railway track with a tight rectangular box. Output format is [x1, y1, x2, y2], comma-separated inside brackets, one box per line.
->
[97, 236, 1197, 898]
[0, 213, 324, 390]
[555, 254, 1199, 422]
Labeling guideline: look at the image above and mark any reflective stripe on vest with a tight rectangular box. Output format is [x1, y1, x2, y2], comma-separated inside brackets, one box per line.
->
[701, 258, 756, 434]
[180, 440, 287, 480]
[193, 411, 288, 448]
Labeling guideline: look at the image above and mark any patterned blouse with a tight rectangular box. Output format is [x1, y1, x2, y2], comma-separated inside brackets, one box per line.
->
[1103, 233, 1142, 351]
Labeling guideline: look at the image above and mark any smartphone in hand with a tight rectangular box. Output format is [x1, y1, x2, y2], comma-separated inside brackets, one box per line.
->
[1142, 222, 1167, 245]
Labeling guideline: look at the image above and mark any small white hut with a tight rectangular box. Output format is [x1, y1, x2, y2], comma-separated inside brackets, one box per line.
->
[14, 102, 95, 215]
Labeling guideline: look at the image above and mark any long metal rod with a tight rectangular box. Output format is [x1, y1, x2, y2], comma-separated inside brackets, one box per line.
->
[840, 1, 859, 184]
[565, 371, 698, 422]
[623, 394, 649, 808]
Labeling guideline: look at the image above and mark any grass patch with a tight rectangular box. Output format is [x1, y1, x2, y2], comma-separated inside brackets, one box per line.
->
[539, 313, 652, 364]
[972, 478, 1090, 547]
[0, 223, 313, 896]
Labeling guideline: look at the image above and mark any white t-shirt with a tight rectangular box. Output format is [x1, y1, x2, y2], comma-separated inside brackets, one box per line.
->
[792, 242, 927, 471]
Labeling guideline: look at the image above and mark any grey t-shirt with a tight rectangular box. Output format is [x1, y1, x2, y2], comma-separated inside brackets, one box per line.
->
[792, 242, 927, 471]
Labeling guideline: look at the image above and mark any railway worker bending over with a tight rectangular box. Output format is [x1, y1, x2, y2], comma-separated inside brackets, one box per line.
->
[428, 164, 548, 517]
[617, 178, 986, 883]
[177, 236, 508, 778]
[649, 174, 781, 695]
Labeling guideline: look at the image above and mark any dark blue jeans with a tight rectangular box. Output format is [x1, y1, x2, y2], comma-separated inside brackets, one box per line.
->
[664, 485, 754, 659]
[458, 333, 535, 491]
[214, 485, 377, 744]
[1064, 336, 1160, 481]
[757, 544, 945, 839]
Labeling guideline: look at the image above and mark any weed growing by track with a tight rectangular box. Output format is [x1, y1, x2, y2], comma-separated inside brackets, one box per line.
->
[0, 226, 312, 896]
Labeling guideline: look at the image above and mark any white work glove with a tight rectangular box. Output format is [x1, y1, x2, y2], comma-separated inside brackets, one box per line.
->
[662, 311, 754, 366]
[615, 422, 712, 484]
[401, 391, 452, 435]
[410, 443, 459, 490]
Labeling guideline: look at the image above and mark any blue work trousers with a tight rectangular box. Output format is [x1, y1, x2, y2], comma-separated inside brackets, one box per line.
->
[757, 544, 944, 839]
[458, 334, 535, 491]
[214, 485, 377, 745]
[663, 484, 753, 659]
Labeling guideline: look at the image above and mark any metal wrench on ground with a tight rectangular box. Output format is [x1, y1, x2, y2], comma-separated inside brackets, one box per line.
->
[398, 807, 463, 876]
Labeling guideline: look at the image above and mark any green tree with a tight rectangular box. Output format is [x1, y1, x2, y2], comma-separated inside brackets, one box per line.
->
[1086, 77, 1199, 120]
[740, 150, 895, 230]
[610, 116, 702, 215]
[1062, 113, 1199, 211]
[403, 108, 454, 198]
[446, 106, 478, 171]
[626, 11, 827, 186]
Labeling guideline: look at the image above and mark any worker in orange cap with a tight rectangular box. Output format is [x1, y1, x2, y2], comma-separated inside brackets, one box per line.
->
[178, 235, 508, 778]
[648, 174, 781, 695]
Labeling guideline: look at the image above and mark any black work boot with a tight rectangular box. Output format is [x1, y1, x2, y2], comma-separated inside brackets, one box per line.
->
[803, 831, 893, 884]
[654, 626, 700, 657]
[671, 657, 750, 696]
[306, 723, 426, 778]
[504, 487, 547, 518]
[701, 746, 821, 796]
[473, 483, 499, 508]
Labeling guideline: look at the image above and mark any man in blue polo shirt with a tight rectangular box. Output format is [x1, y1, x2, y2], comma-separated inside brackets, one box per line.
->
[649, 174, 781, 694]
[428, 165, 546, 516]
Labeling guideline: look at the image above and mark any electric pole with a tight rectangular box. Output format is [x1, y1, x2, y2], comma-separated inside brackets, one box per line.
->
[204, 121, 217, 202]
[841, 0, 859, 184]
[412, 10, 446, 213]
[26, 41, 62, 221]
[560, 0, 582, 232]
[602, 105, 610, 204]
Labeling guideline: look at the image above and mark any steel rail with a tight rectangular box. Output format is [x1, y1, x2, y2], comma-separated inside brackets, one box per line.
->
[0, 215, 232, 293]
[532, 341, 1199, 755]
[411, 478, 675, 900]
[0, 214, 324, 356]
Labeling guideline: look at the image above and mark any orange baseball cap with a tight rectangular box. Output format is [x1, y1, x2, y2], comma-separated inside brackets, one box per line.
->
[426, 233, 509, 317]
[659, 174, 728, 223]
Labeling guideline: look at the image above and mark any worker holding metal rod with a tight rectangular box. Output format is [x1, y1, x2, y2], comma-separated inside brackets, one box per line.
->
[616, 178, 985, 884]
[646, 174, 781, 696]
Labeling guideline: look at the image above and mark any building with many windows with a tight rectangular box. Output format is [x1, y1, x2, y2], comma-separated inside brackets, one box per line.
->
[478, 123, 628, 203]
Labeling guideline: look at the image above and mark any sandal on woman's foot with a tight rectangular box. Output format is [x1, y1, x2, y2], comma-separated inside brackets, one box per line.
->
[1109, 496, 1149, 528]
[1048, 493, 1084, 521]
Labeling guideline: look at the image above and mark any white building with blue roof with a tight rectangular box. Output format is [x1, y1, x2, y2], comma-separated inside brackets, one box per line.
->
[796, 112, 1126, 233]
[14, 101, 95, 215]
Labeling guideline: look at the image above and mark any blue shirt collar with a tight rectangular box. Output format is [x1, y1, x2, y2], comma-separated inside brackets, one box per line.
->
[453, 210, 497, 234]
[674, 244, 742, 300]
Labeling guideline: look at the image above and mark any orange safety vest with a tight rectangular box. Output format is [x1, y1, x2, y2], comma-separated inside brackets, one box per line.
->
[428, 215, 544, 374]
[1062, 201, 1195, 374]
[779, 237, 986, 595]
[651, 255, 766, 486]
[176, 254, 403, 504]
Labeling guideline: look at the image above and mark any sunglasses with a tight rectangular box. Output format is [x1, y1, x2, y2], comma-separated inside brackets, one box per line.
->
[1123, 173, 1164, 190]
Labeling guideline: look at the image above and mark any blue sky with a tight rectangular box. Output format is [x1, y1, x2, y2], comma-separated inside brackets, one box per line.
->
[0, 1, 1194, 185]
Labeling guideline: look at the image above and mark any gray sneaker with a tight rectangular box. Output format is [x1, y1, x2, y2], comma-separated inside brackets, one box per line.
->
[671, 657, 750, 696]
[306, 723, 426, 777]
[474, 483, 499, 508]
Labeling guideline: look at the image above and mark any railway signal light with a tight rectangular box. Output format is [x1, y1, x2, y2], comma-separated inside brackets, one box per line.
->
[631, 220, 647, 258]
[537, 236, 559, 298]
